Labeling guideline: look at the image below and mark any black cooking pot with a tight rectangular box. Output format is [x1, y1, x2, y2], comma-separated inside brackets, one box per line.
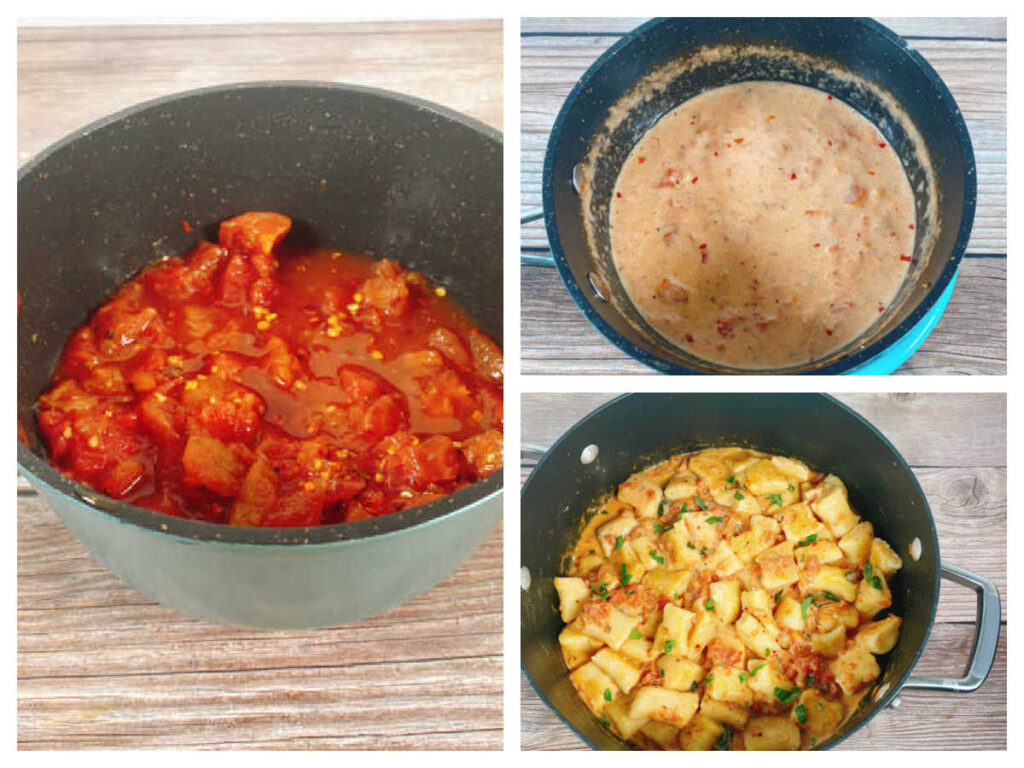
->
[18, 82, 503, 628]
[522, 18, 975, 374]
[520, 394, 999, 749]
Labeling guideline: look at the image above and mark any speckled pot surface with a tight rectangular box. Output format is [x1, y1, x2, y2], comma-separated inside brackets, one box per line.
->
[18, 82, 503, 628]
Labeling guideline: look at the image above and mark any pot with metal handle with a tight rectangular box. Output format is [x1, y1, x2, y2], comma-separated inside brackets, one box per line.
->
[520, 393, 999, 748]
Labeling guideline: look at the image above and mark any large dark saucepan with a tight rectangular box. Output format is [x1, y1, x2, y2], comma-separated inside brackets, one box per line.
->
[18, 82, 503, 629]
[524, 18, 975, 374]
[521, 394, 998, 749]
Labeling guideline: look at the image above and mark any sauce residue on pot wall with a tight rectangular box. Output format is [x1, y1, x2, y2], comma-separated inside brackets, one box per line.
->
[610, 82, 916, 369]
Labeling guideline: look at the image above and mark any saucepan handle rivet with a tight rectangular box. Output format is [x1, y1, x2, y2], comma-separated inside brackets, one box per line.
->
[521, 566, 532, 591]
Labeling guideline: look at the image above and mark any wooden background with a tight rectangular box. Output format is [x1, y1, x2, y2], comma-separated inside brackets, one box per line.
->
[18, 20, 503, 750]
[521, 18, 1007, 375]
[520, 393, 1006, 750]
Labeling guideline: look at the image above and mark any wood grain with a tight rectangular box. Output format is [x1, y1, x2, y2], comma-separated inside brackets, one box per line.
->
[17, 20, 502, 751]
[519, 19, 1006, 375]
[519, 393, 1006, 749]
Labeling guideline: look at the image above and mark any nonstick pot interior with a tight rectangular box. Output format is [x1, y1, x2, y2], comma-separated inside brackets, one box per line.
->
[18, 81, 503, 544]
[544, 18, 974, 374]
[521, 393, 940, 749]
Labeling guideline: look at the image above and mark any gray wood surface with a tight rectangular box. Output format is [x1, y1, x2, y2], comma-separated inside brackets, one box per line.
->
[520, 18, 1006, 375]
[520, 393, 1006, 749]
[17, 20, 502, 751]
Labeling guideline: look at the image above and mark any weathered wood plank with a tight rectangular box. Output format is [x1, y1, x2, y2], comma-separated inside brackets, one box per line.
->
[520, 256, 1005, 375]
[521, 18, 1008, 39]
[521, 36, 1005, 253]
[520, 622, 1006, 750]
[17, 20, 503, 166]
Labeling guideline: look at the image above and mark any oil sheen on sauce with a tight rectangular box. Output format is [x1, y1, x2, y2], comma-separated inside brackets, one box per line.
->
[610, 82, 916, 370]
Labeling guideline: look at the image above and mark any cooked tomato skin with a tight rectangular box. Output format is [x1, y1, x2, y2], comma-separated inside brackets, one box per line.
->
[37, 212, 503, 527]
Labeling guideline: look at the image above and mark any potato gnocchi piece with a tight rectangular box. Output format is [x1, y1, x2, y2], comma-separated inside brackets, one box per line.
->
[557, 447, 901, 750]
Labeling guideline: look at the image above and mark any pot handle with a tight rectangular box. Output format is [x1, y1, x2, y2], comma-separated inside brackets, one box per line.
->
[900, 561, 1000, 693]
[521, 208, 557, 268]
[521, 443, 549, 461]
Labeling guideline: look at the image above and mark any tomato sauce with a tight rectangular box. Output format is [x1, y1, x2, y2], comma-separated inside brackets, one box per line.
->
[37, 212, 503, 527]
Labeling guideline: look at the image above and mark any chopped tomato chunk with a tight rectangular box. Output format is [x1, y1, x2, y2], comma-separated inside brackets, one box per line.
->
[36, 211, 501, 526]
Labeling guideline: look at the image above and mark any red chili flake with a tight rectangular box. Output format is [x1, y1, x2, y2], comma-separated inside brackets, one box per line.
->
[690, 121, 695, 126]
[685, 334, 694, 343]
[909, 224, 915, 230]
[180, 220, 192, 233]
[878, 306, 885, 313]
[825, 329, 833, 336]
[714, 151, 719, 157]
[734, 138, 744, 144]
[827, 140, 832, 146]
[890, 232, 897, 237]
[878, 142, 887, 148]
[899, 254, 912, 262]
[699, 243, 708, 249]
[867, 171, 876, 176]
[767, 115, 776, 122]
[637, 156, 645, 164]
[814, 243, 821, 248]
[691, 177, 699, 184]
[616, 192, 622, 198]
[827, 95, 833, 100]
[790, 173, 797, 180]
[715, 319, 734, 337]
[701, 253, 708, 264]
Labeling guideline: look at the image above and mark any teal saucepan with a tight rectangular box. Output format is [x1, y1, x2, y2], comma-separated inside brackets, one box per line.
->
[520, 394, 998, 748]
[18, 82, 503, 629]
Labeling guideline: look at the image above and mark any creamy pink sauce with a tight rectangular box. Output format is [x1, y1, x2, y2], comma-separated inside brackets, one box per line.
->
[610, 82, 916, 370]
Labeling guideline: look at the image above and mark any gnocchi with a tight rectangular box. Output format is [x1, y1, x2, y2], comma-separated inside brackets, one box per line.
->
[555, 448, 902, 750]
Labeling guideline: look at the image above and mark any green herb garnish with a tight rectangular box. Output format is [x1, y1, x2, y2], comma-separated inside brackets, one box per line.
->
[705, 599, 715, 611]
[738, 671, 749, 683]
[659, 668, 665, 678]
[726, 476, 736, 484]
[591, 582, 610, 601]
[714, 724, 734, 751]
[734, 491, 744, 500]
[705, 516, 723, 524]
[775, 590, 783, 604]
[613, 535, 623, 552]
[603, 688, 612, 702]
[695, 497, 708, 510]
[863, 562, 883, 589]
[664, 640, 675, 653]
[687, 542, 696, 550]
[800, 595, 814, 621]
[796, 533, 818, 547]
[774, 686, 801, 705]
[817, 591, 841, 602]
[700, 546, 708, 557]
[795, 703, 807, 724]
[629, 628, 644, 640]
[620, 564, 632, 586]
[767, 494, 783, 507]
[749, 663, 765, 677]
[649, 549, 665, 565]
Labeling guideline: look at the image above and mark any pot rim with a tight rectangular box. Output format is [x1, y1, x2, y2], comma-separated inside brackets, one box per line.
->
[17, 79, 504, 547]
[520, 392, 941, 750]
[541, 16, 975, 375]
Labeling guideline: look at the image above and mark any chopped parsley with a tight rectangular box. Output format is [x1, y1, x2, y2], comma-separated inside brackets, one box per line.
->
[796, 533, 818, 547]
[774, 590, 783, 604]
[700, 546, 708, 557]
[767, 493, 784, 507]
[807, 672, 815, 686]
[788, 484, 796, 492]
[695, 497, 708, 510]
[591, 582, 610, 601]
[817, 701, 823, 711]
[681, 502, 688, 513]
[705, 516, 724, 524]
[817, 591, 841, 602]
[600, 716, 611, 728]
[726, 476, 736, 484]
[629, 628, 644, 640]
[795, 703, 807, 724]
[659, 668, 665, 678]
[613, 535, 623, 552]
[649, 549, 665, 565]
[774, 686, 801, 705]
[690, 681, 699, 691]
[658, 498, 668, 516]
[714, 724, 734, 750]
[603, 688, 612, 702]
[704, 674, 714, 686]
[654, 522, 674, 535]
[800, 595, 814, 621]
[749, 663, 765, 677]
[704, 599, 715, 611]
[734, 491, 744, 500]
[863, 562, 883, 589]
[664, 639, 675, 653]
[738, 671, 749, 683]
[686, 542, 696, 550]
[620, 564, 632, 586]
